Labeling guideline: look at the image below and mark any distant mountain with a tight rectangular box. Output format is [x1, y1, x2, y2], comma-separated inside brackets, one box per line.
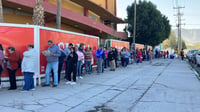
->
[173, 29, 200, 46]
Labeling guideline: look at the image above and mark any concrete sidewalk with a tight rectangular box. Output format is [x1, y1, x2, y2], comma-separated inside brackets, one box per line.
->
[0, 59, 200, 112]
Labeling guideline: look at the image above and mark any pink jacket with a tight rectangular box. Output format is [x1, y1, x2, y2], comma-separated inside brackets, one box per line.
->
[76, 50, 84, 64]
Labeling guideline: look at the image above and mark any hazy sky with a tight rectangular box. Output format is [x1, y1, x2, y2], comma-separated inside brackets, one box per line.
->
[116, 0, 200, 31]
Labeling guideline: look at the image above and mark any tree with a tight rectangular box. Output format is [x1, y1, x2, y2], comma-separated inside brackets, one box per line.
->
[0, 0, 3, 23]
[162, 31, 177, 50]
[127, 0, 171, 47]
[33, 0, 44, 26]
[182, 40, 187, 50]
[162, 31, 187, 50]
[56, 0, 61, 29]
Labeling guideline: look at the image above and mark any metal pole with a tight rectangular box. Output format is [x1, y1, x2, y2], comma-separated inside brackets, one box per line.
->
[133, 0, 136, 49]
[132, 0, 136, 62]
[0, 0, 3, 23]
[56, 0, 61, 29]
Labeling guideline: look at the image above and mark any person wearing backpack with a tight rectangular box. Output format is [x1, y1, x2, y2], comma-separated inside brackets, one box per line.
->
[4, 46, 19, 90]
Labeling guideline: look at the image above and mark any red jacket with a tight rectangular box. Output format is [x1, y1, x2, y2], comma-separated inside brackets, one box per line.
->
[6, 52, 19, 70]
[136, 51, 142, 59]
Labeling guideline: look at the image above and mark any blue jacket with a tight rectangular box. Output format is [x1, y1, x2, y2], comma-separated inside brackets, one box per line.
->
[96, 49, 103, 59]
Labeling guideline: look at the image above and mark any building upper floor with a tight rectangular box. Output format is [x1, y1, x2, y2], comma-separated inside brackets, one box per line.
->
[2, 0, 127, 40]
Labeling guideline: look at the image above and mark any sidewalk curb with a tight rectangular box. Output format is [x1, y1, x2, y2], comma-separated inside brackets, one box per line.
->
[191, 68, 200, 81]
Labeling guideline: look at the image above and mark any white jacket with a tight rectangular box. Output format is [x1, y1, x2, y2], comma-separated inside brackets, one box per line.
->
[21, 48, 37, 73]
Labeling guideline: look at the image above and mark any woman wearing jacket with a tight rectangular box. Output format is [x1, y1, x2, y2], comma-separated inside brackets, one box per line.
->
[5, 47, 19, 90]
[0, 44, 4, 88]
[75, 46, 84, 79]
[66, 47, 78, 85]
[21, 45, 37, 92]
[136, 49, 142, 64]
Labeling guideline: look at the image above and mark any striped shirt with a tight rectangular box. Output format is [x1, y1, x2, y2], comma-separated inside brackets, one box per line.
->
[85, 51, 92, 61]
[0, 50, 4, 61]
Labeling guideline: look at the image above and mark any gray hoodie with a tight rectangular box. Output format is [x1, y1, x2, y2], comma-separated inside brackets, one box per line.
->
[46, 44, 61, 63]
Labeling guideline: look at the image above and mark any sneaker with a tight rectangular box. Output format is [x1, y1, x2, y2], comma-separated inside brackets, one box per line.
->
[30, 88, 36, 91]
[20, 90, 28, 92]
[66, 81, 71, 85]
[8, 88, 17, 90]
[52, 85, 57, 87]
[79, 76, 83, 79]
[42, 84, 50, 87]
[70, 82, 76, 85]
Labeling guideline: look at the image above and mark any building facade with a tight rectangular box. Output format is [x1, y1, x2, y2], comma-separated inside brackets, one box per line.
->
[2, 0, 127, 40]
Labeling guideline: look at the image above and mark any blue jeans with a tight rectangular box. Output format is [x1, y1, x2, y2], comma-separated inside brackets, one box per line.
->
[85, 60, 91, 74]
[45, 61, 58, 85]
[77, 61, 82, 76]
[97, 58, 103, 73]
[125, 58, 129, 66]
[23, 72, 34, 90]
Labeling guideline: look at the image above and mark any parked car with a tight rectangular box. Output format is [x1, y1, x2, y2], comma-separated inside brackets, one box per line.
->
[196, 50, 200, 67]
[191, 50, 198, 64]
[187, 49, 198, 62]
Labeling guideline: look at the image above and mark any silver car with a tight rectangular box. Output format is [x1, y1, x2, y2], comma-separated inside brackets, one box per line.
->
[187, 49, 198, 62]
[196, 50, 200, 67]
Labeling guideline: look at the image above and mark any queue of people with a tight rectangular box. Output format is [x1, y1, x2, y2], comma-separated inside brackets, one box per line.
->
[0, 41, 157, 91]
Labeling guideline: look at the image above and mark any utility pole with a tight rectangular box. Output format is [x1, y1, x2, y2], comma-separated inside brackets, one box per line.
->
[56, 0, 61, 29]
[174, 0, 184, 53]
[133, 0, 136, 51]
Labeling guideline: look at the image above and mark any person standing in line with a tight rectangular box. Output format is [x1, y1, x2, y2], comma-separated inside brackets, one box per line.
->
[5, 47, 19, 90]
[76, 46, 84, 79]
[0, 44, 4, 88]
[136, 49, 142, 64]
[21, 45, 37, 92]
[180, 48, 184, 61]
[85, 47, 92, 74]
[96, 46, 104, 73]
[43, 40, 61, 87]
[142, 48, 146, 61]
[108, 47, 116, 71]
[121, 48, 125, 67]
[103, 47, 108, 69]
[155, 49, 158, 58]
[89, 47, 94, 73]
[167, 50, 169, 58]
[149, 50, 154, 64]
[66, 47, 78, 85]
[52, 49, 66, 83]
[163, 51, 167, 59]
[64, 43, 73, 81]
[114, 48, 118, 68]
[79, 43, 85, 75]
[121, 47, 130, 67]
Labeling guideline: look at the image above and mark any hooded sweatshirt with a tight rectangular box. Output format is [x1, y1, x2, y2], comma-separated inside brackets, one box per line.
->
[46, 44, 61, 63]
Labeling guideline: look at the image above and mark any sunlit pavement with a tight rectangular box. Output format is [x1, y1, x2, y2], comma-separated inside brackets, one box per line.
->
[0, 59, 200, 112]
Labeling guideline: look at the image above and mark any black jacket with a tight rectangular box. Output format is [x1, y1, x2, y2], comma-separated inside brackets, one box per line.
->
[108, 51, 116, 61]
[67, 52, 78, 65]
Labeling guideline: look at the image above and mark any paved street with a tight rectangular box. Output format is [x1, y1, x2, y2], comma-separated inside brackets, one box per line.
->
[0, 59, 200, 112]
